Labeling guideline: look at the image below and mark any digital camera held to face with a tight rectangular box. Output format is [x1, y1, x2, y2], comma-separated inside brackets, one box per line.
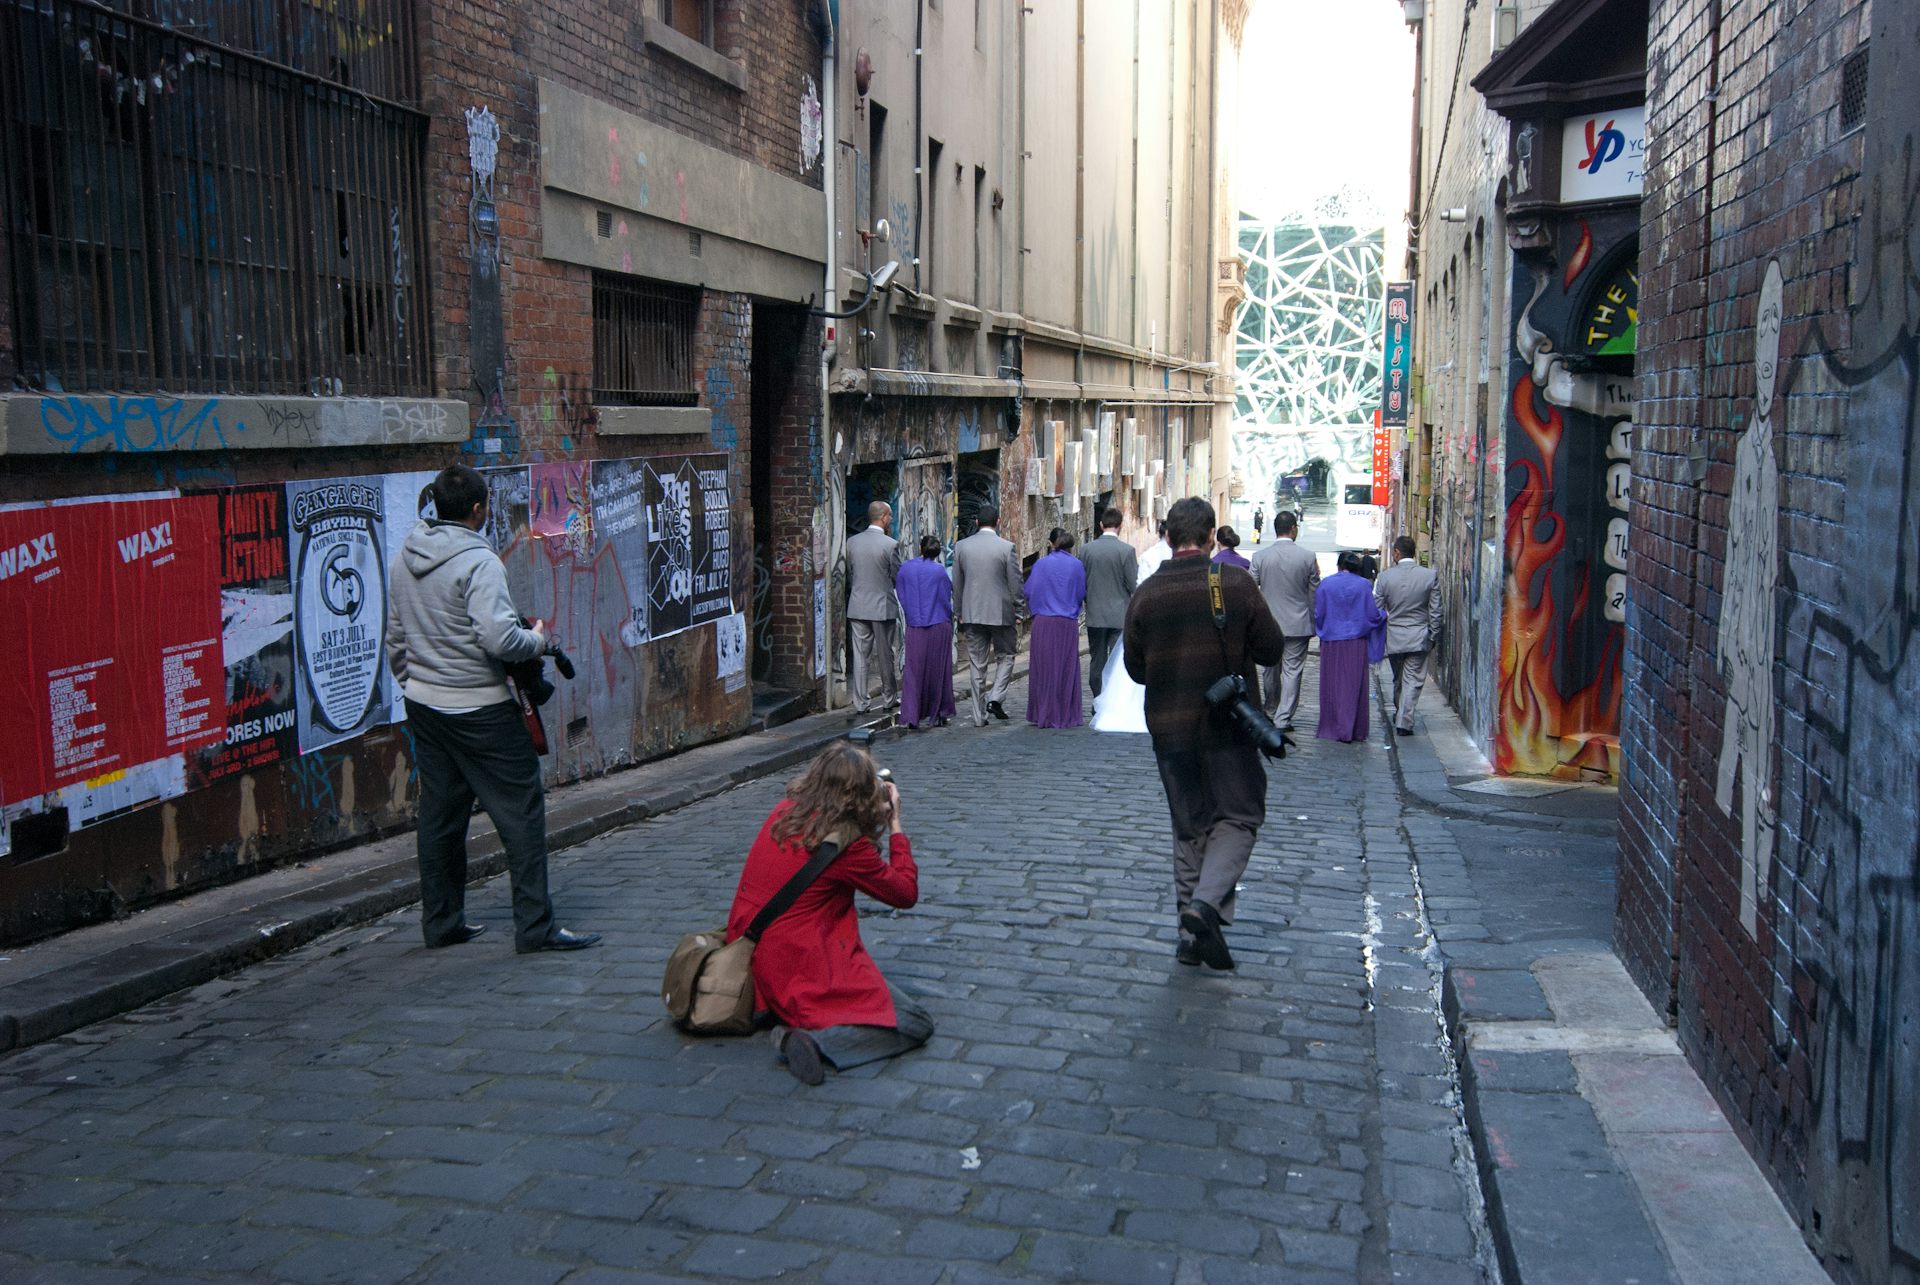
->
[1204, 673, 1295, 760]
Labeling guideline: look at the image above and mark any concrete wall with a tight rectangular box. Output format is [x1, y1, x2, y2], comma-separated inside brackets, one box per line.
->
[1617, 1, 1917, 1279]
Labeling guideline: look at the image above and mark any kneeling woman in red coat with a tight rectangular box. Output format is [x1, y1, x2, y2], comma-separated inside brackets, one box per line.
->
[726, 743, 933, 1085]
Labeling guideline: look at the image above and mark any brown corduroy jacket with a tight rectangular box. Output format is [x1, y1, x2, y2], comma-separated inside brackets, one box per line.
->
[1122, 551, 1286, 752]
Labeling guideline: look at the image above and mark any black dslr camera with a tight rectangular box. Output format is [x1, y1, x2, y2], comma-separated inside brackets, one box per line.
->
[504, 616, 576, 708]
[1205, 673, 1295, 760]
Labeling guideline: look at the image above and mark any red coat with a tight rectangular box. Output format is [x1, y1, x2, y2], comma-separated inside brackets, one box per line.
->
[726, 801, 919, 1030]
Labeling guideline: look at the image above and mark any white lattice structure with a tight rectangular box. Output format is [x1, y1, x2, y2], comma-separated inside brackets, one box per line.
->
[1233, 197, 1387, 428]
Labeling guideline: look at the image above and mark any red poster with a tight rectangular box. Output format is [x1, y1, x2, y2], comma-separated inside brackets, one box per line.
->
[0, 497, 225, 809]
[1372, 412, 1392, 508]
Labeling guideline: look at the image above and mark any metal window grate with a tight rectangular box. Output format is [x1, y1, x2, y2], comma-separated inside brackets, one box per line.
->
[1839, 46, 1869, 134]
[592, 274, 699, 406]
[0, 0, 430, 397]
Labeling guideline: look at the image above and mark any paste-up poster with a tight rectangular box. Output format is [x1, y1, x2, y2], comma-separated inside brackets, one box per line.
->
[813, 578, 827, 678]
[589, 457, 650, 646]
[530, 461, 592, 562]
[287, 477, 388, 753]
[642, 453, 732, 641]
[715, 611, 747, 693]
[381, 472, 438, 725]
[480, 465, 531, 556]
[0, 495, 225, 809]
[192, 484, 297, 787]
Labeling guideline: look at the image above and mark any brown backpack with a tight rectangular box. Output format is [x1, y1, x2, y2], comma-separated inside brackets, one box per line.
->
[661, 834, 848, 1036]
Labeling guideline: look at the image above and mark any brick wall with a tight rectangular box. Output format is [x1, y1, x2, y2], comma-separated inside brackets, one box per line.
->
[1620, 2, 1919, 1279]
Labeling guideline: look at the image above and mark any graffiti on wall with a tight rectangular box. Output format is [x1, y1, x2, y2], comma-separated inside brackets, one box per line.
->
[1492, 249, 1628, 780]
[465, 105, 513, 460]
[1717, 260, 1783, 937]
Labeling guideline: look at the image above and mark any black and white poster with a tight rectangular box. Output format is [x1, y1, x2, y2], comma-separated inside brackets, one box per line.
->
[288, 477, 388, 753]
[642, 453, 731, 641]
[589, 457, 650, 646]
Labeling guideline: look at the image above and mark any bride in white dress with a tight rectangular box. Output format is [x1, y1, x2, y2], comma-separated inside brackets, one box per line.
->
[1091, 537, 1170, 735]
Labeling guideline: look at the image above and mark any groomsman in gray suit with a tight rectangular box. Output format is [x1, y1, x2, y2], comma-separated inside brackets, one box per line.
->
[1079, 507, 1138, 697]
[1374, 536, 1442, 734]
[952, 503, 1023, 725]
[846, 501, 903, 714]
[1248, 509, 1319, 731]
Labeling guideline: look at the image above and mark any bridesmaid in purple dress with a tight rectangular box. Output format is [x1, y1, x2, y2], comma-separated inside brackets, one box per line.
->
[895, 535, 957, 729]
[1212, 526, 1251, 569]
[1314, 551, 1387, 742]
[1023, 528, 1087, 728]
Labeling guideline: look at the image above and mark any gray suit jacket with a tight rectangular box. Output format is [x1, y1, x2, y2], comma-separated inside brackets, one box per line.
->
[1375, 559, 1441, 654]
[1248, 537, 1320, 636]
[847, 524, 902, 621]
[952, 527, 1022, 627]
[1079, 533, 1139, 630]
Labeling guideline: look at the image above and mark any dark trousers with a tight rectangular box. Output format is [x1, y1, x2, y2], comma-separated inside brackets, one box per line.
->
[407, 699, 555, 951]
[1154, 743, 1267, 928]
[1087, 627, 1121, 697]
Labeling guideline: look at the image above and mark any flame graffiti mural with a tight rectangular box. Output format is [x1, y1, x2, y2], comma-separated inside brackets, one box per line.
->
[1492, 250, 1628, 779]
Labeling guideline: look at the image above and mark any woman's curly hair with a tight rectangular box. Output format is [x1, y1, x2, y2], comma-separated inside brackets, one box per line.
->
[771, 742, 891, 848]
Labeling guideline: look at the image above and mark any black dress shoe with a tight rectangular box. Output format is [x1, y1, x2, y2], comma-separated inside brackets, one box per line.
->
[519, 927, 602, 954]
[1176, 940, 1202, 966]
[1177, 900, 1234, 971]
[987, 701, 1010, 721]
[427, 924, 487, 948]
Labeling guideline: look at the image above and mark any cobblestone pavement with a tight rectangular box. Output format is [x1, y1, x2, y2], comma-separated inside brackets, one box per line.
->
[0, 672, 1492, 1284]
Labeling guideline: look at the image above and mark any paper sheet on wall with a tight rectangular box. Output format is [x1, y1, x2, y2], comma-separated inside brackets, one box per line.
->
[715, 611, 747, 693]
[813, 578, 827, 678]
[287, 477, 389, 754]
[381, 472, 438, 725]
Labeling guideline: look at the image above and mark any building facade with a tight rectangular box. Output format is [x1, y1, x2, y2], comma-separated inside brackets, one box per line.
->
[815, 0, 1246, 707]
[0, 0, 1244, 944]
[1398, 0, 1639, 781]
[1617, 1, 1915, 1280]
[0, 0, 827, 943]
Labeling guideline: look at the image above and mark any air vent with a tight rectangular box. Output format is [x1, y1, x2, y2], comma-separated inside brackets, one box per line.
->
[1839, 46, 1869, 134]
[596, 210, 614, 238]
[688, 230, 703, 258]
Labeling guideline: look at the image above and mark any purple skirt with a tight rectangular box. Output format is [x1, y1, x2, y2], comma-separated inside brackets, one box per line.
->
[1026, 615, 1083, 728]
[900, 621, 956, 727]
[1317, 637, 1372, 742]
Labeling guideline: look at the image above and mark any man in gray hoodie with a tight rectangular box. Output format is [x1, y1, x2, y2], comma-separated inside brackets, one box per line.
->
[387, 464, 600, 954]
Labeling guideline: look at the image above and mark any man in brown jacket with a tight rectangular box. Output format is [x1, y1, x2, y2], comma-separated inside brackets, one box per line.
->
[1123, 496, 1286, 970]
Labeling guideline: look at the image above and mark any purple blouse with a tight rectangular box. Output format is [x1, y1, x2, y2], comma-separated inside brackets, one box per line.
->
[1314, 571, 1387, 643]
[1212, 547, 1251, 570]
[895, 557, 954, 628]
[1024, 550, 1087, 619]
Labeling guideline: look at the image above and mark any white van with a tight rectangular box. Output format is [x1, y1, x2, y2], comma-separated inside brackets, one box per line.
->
[1335, 480, 1384, 553]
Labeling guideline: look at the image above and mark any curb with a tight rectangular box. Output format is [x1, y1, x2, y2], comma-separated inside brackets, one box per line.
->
[0, 710, 888, 1056]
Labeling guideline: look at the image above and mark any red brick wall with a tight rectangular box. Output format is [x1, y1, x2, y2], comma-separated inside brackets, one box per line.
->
[1618, 2, 1920, 1278]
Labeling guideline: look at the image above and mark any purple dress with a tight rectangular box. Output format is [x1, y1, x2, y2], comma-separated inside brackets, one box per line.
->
[1023, 551, 1087, 728]
[1314, 571, 1387, 742]
[895, 558, 956, 727]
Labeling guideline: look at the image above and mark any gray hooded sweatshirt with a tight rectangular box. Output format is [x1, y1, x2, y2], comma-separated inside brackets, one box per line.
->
[386, 520, 542, 711]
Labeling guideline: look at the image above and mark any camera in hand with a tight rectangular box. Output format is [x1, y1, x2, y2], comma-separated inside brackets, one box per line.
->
[1205, 673, 1295, 760]
[505, 616, 575, 708]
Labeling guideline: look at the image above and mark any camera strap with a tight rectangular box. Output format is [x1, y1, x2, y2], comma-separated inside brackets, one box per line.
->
[1207, 563, 1234, 675]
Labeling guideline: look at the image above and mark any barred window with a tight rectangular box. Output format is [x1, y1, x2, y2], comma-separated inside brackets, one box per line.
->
[0, 0, 430, 396]
[593, 274, 699, 407]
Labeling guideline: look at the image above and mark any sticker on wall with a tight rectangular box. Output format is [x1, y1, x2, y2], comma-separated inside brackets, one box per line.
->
[288, 477, 388, 754]
[813, 578, 827, 679]
[715, 611, 747, 693]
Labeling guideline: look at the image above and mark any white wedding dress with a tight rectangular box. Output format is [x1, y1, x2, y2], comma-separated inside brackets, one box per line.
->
[1091, 541, 1168, 735]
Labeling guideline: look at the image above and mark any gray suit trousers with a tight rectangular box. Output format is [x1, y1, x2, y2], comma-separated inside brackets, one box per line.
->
[961, 624, 1016, 724]
[1260, 637, 1312, 728]
[849, 619, 899, 710]
[1155, 744, 1267, 927]
[1388, 650, 1429, 732]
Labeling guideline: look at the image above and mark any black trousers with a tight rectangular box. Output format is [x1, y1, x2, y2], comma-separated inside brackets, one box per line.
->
[1087, 627, 1121, 697]
[1154, 743, 1267, 928]
[406, 699, 555, 951]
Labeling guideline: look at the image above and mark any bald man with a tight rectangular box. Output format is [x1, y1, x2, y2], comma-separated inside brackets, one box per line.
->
[846, 500, 903, 713]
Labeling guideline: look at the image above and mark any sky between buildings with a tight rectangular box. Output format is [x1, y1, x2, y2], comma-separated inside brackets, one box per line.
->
[1235, 0, 1416, 256]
